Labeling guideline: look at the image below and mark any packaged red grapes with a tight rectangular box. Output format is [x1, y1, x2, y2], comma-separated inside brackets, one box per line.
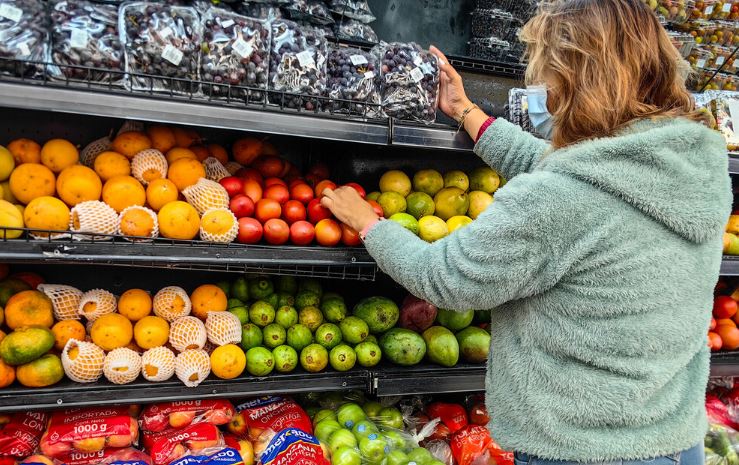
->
[140, 400, 235, 433]
[283, 0, 335, 26]
[0, 0, 48, 78]
[0, 411, 49, 458]
[328, 0, 376, 23]
[49, 0, 123, 85]
[200, 7, 271, 103]
[376, 42, 440, 124]
[326, 45, 380, 117]
[143, 423, 224, 465]
[120, 2, 203, 94]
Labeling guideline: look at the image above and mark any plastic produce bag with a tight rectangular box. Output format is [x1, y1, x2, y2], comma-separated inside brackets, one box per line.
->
[201, 8, 271, 102]
[334, 19, 378, 43]
[0, 0, 47, 78]
[376, 42, 440, 123]
[706, 423, 739, 465]
[468, 37, 512, 62]
[426, 403, 468, 434]
[475, 0, 538, 21]
[169, 447, 242, 465]
[231, 396, 312, 443]
[256, 428, 328, 465]
[140, 400, 235, 433]
[425, 440, 454, 465]
[0, 412, 49, 458]
[450, 425, 512, 465]
[471, 9, 521, 42]
[50, 447, 152, 465]
[142, 423, 224, 465]
[120, 2, 203, 94]
[283, 0, 334, 25]
[325, 45, 380, 116]
[328, 0, 376, 23]
[236, 2, 283, 21]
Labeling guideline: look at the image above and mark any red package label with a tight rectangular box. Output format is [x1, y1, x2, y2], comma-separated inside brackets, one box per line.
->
[141, 401, 235, 433]
[0, 412, 49, 457]
[234, 397, 312, 442]
[451, 425, 513, 465]
[47, 407, 135, 443]
[427, 403, 469, 433]
[258, 429, 329, 465]
[144, 422, 222, 465]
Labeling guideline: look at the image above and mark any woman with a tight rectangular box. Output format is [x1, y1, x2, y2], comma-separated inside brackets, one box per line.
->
[321, 0, 732, 463]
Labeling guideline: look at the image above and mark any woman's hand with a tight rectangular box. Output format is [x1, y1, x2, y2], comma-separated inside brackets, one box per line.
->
[320, 187, 379, 234]
[430, 46, 473, 121]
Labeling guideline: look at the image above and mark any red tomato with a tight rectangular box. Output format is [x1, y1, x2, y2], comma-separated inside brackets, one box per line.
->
[263, 218, 290, 245]
[711, 317, 718, 330]
[308, 198, 333, 224]
[308, 162, 330, 180]
[237, 167, 262, 184]
[264, 177, 287, 187]
[367, 199, 384, 218]
[340, 223, 361, 247]
[315, 219, 341, 246]
[290, 220, 315, 246]
[10, 272, 44, 289]
[427, 423, 451, 442]
[280, 160, 293, 178]
[314, 180, 337, 198]
[714, 296, 738, 319]
[709, 331, 723, 351]
[468, 403, 489, 426]
[255, 198, 281, 223]
[285, 164, 301, 181]
[230, 194, 255, 219]
[219, 176, 244, 198]
[237, 217, 263, 244]
[243, 179, 263, 203]
[254, 156, 284, 178]
[289, 178, 307, 189]
[343, 182, 366, 199]
[290, 183, 314, 204]
[282, 200, 307, 224]
[264, 184, 290, 204]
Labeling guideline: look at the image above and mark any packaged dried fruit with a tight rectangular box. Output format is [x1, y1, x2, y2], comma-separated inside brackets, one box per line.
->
[229, 396, 312, 443]
[674, 19, 716, 44]
[0, 412, 49, 458]
[693, 0, 718, 19]
[143, 423, 223, 465]
[283, 0, 335, 26]
[471, 9, 522, 42]
[708, 45, 736, 72]
[715, 21, 737, 46]
[688, 46, 713, 69]
[48, 0, 123, 85]
[140, 400, 235, 433]
[0, 0, 47, 78]
[328, 0, 376, 23]
[201, 8, 271, 103]
[325, 45, 380, 117]
[333, 18, 378, 43]
[120, 2, 203, 94]
[667, 31, 695, 58]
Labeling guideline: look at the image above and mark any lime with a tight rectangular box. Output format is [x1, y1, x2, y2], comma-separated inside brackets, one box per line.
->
[443, 170, 469, 191]
[412, 169, 444, 196]
[434, 187, 469, 221]
[377, 192, 407, 217]
[418, 216, 449, 242]
[406, 192, 435, 219]
[379, 170, 412, 197]
[366, 191, 381, 201]
[389, 213, 419, 235]
[468, 191, 493, 219]
[447, 215, 473, 232]
[469, 167, 500, 194]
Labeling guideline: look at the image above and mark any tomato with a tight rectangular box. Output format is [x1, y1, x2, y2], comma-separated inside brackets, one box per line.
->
[290, 183, 314, 204]
[282, 200, 307, 225]
[263, 218, 290, 245]
[343, 182, 366, 199]
[307, 198, 333, 224]
[711, 317, 718, 330]
[367, 199, 384, 218]
[255, 198, 281, 223]
[219, 176, 244, 198]
[284, 163, 301, 181]
[714, 295, 738, 319]
[307, 162, 330, 180]
[289, 178, 307, 189]
[314, 180, 337, 198]
[340, 223, 361, 247]
[709, 331, 723, 351]
[290, 220, 315, 246]
[264, 184, 290, 204]
[264, 177, 287, 187]
[468, 403, 489, 426]
[280, 160, 293, 178]
[314, 219, 341, 247]
[230, 194, 255, 219]
[243, 179, 263, 203]
[237, 168, 262, 184]
[237, 217, 263, 244]
[10, 272, 44, 289]
[254, 156, 284, 178]
[427, 423, 451, 442]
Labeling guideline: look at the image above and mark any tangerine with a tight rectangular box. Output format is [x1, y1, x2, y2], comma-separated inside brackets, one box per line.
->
[190, 145, 211, 161]
[94, 151, 131, 181]
[5, 290, 54, 330]
[118, 206, 157, 238]
[207, 144, 229, 165]
[146, 179, 179, 211]
[40, 139, 79, 173]
[173, 127, 200, 148]
[24, 196, 70, 237]
[7, 138, 41, 165]
[190, 284, 228, 320]
[166, 147, 197, 164]
[718, 325, 739, 350]
[147, 125, 177, 153]
[91, 313, 133, 351]
[0, 359, 14, 388]
[118, 289, 153, 321]
[102, 176, 146, 213]
[9, 163, 56, 204]
[56, 165, 103, 207]
[51, 320, 86, 351]
[168, 158, 205, 191]
[111, 132, 152, 159]
[210, 344, 246, 379]
[158, 201, 200, 240]
[134, 316, 170, 349]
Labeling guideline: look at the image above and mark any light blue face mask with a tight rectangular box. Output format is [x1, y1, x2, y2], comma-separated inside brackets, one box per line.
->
[527, 85, 554, 140]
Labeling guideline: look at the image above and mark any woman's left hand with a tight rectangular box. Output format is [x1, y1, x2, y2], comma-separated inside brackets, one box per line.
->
[320, 187, 379, 233]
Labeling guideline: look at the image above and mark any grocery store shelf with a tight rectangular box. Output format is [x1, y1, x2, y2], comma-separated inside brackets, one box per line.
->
[391, 122, 475, 152]
[711, 351, 739, 377]
[371, 364, 486, 397]
[722, 257, 739, 275]
[729, 154, 739, 174]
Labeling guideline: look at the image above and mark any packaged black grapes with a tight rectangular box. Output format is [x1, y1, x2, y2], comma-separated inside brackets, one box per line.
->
[235, 2, 283, 21]
[0, 0, 47, 78]
[201, 7, 270, 102]
[49, 0, 124, 85]
[328, 0, 375, 23]
[268, 19, 327, 110]
[471, 9, 521, 42]
[475, 0, 538, 21]
[334, 18, 377, 43]
[468, 37, 512, 62]
[283, 0, 334, 26]
[325, 45, 380, 117]
[120, 2, 203, 94]
[376, 42, 440, 124]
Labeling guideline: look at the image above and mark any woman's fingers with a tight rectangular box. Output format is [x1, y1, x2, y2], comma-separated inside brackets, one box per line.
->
[320, 196, 333, 209]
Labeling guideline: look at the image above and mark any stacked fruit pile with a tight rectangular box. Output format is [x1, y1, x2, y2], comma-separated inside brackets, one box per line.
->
[724, 215, 739, 255]
[709, 279, 739, 351]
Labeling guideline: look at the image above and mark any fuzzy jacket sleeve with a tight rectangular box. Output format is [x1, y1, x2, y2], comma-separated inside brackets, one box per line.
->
[474, 118, 550, 179]
[363, 172, 579, 311]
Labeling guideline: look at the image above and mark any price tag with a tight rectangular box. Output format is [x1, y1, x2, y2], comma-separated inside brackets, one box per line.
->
[420, 62, 434, 75]
[17, 42, 29, 56]
[162, 44, 183, 66]
[70, 29, 88, 49]
[724, 2, 732, 12]
[350, 54, 368, 66]
[718, 56, 726, 65]
[232, 38, 253, 59]
[410, 66, 424, 83]
[221, 19, 235, 29]
[364, 71, 375, 79]
[697, 58, 706, 68]
[159, 27, 173, 39]
[413, 55, 423, 66]
[296, 50, 314, 67]
[0, 4, 23, 22]
[706, 4, 714, 15]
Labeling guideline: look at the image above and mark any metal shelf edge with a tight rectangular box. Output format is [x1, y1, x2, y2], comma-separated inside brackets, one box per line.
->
[722, 257, 739, 275]
[371, 365, 486, 397]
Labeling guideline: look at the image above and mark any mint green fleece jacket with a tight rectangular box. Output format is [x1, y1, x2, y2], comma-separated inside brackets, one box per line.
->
[363, 118, 732, 461]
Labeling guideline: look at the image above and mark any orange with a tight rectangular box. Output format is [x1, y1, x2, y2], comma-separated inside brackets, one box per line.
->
[210, 344, 245, 379]
[112, 131, 152, 159]
[0, 359, 14, 388]
[133, 315, 169, 349]
[90, 313, 133, 351]
[9, 163, 56, 204]
[168, 158, 205, 191]
[158, 201, 200, 240]
[146, 179, 179, 211]
[51, 320, 86, 351]
[118, 289, 152, 321]
[190, 284, 228, 320]
[147, 125, 177, 153]
[208, 144, 229, 165]
[190, 146, 211, 162]
[94, 151, 131, 181]
[102, 175, 146, 213]
[233, 138, 263, 165]
[118, 206, 156, 237]
[56, 165, 102, 207]
[7, 138, 41, 165]
[5, 290, 54, 330]
[166, 147, 197, 164]
[718, 324, 739, 350]
[200, 209, 237, 239]
[40, 139, 79, 173]
[173, 127, 200, 148]
[24, 196, 70, 237]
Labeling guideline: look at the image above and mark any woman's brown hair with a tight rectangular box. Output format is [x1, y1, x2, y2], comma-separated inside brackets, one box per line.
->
[520, 0, 698, 148]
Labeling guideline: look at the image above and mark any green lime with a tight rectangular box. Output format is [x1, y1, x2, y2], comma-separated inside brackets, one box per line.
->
[389, 213, 419, 235]
[406, 192, 435, 219]
[378, 192, 407, 217]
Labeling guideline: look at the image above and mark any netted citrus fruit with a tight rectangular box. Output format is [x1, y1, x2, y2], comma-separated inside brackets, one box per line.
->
[118, 205, 158, 239]
[191, 284, 228, 320]
[199, 208, 238, 244]
[103, 347, 141, 384]
[111, 131, 152, 159]
[94, 151, 131, 181]
[208, 144, 229, 165]
[134, 315, 169, 349]
[205, 312, 242, 346]
[23, 196, 70, 238]
[52, 320, 86, 351]
[62, 339, 105, 383]
[5, 290, 54, 330]
[175, 349, 210, 387]
[40, 139, 79, 173]
[169, 316, 207, 352]
[173, 127, 200, 148]
[91, 313, 133, 351]
[146, 178, 178, 212]
[56, 165, 102, 207]
[182, 178, 229, 215]
[141, 346, 176, 382]
[70, 200, 118, 239]
[7, 138, 41, 165]
[165, 147, 197, 164]
[118, 289, 152, 321]
[78, 288, 117, 321]
[210, 344, 245, 379]
[167, 158, 205, 191]
[158, 201, 200, 240]
[38, 283, 82, 320]
[9, 163, 56, 204]
[232, 138, 263, 165]
[147, 125, 177, 153]
[153, 286, 192, 321]
[0, 199, 23, 239]
[131, 149, 167, 185]
[203, 158, 230, 182]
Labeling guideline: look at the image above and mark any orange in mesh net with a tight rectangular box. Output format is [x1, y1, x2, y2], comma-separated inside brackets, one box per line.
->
[118, 205, 159, 241]
[70, 200, 118, 241]
[103, 347, 142, 385]
[199, 208, 238, 244]
[175, 349, 211, 387]
[169, 316, 207, 352]
[62, 339, 105, 383]
[224, 162, 243, 176]
[79, 289, 117, 321]
[80, 136, 112, 167]
[38, 284, 83, 321]
[141, 346, 176, 382]
[203, 157, 230, 182]
[131, 149, 168, 185]
[205, 312, 242, 346]
[153, 286, 192, 322]
[182, 178, 230, 215]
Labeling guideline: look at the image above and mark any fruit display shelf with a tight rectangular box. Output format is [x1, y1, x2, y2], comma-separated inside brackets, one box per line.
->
[711, 351, 739, 377]
[370, 364, 487, 397]
[722, 257, 739, 276]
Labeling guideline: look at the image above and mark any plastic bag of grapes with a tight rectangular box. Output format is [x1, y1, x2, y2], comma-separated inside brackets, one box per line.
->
[283, 0, 335, 26]
[375, 42, 440, 124]
[329, 0, 376, 23]
[120, 2, 203, 95]
[235, 2, 283, 21]
[48, 0, 124, 85]
[0, 0, 47, 78]
[325, 45, 380, 117]
[201, 7, 271, 103]
[268, 19, 328, 110]
[334, 18, 378, 43]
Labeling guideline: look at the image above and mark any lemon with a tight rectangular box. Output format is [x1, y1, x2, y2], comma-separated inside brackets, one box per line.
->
[434, 187, 470, 221]
[412, 169, 444, 196]
[443, 170, 469, 191]
[467, 191, 493, 219]
[134, 316, 170, 349]
[0, 147, 15, 182]
[211, 344, 246, 379]
[469, 167, 500, 194]
[379, 170, 412, 197]
[418, 216, 449, 243]
[447, 215, 473, 232]
[378, 192, 407, 217]
[389, 213, 419, 235]
[406, 192, 435, 219]
[91, 313, 133, 351]
[0, 199, 23, 239]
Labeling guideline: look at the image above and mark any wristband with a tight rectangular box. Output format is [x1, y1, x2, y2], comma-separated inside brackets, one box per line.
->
[476, 117, 496, 143]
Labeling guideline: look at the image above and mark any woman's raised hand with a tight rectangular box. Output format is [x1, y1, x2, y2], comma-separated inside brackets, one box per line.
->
[320, 187, 379, 234]
[430, 46, 473, 121]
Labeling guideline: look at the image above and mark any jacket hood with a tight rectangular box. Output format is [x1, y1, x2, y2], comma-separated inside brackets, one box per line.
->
[538, 118, 731, 243]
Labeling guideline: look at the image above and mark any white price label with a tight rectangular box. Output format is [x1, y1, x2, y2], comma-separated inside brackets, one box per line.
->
[420, 62, 434, 75]
[232, 38, 253, 59]
[296, 50, 314, 67]
[724, 2, 732, 12]
[413, 55, 423, 66]
[697, 58, 706, 68]
[718, 56, 726, 65]
[159, 27, 173, 39]
[350, 54, 368, 66]
[70, 28, 88, 49]
[221, 19, 235, 29]
[17, 42, 29, 56]
[410, 66, 424, 83]
[364, 71, 375, 79]
[0, 4, 23, 22]
[162, 44, 183, 66]
[706, 5, 714, 15]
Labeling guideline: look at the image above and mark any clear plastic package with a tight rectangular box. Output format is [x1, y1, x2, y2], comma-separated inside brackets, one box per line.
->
[201, 8, 270, 102]
[716, 21, 737, 46]
[711, 0, 735, 19]
[471, 9, 521, 42]
[688, 46, 713, 69]
[283, 0, 335, 25]
[0, 0, 47, 78]
[328, 0, 376, 23]
[695, 0, 719, 19]
[658, 0, 695, 23]
[334, 18, 378, 43]
[468, 37, 513, 62]
[674, 19, 716, 44]
[376, 42, 440, 123]
[708, 45, 736, 72]
[49, 0, 123, 84]
[268, 19, 327, 110]
[120, 2, 203, 94]
[667, 31, 695, 58]
[235, 2, 283, 21]
[474, 0, 537, 21]
[326, 45, 380, 116]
